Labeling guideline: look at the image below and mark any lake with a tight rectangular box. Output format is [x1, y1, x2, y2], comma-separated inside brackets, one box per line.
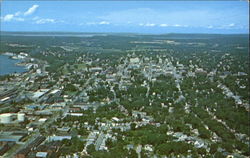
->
[0, 54, 27, 76]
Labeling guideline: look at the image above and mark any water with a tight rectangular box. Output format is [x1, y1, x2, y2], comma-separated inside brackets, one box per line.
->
[0, 55, 27, 76]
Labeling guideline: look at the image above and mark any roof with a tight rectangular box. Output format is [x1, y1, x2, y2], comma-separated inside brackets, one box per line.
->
[48, 136, 72, 141]
[112, 117, 120, 122]
[26, 105, 39, 109]
[130, 57, 140, 63]
[67, 113, 83, 116]
[38, 118, 47, 122]
[33, 91, 46, 99]
[0, 135, 24, 142]
[36, 152, 48, 158]
[50, 89, 60, 94]
[32, 89, 50, 99]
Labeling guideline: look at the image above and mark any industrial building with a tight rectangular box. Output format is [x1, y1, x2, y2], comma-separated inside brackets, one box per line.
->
[0, 113, 25, 124]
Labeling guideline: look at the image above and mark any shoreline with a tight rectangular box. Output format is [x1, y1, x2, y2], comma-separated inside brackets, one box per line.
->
[0, 54, 29, 76]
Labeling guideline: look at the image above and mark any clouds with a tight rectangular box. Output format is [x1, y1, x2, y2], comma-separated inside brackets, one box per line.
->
[97, 7, 247, 30]
[207, 25, 213, 29]
[2, 14, 14, 22]
[159, 24, 168, 27]
[139, 23, 156, 27]
[14, 12, 21, 16]
[228, 23, 235, 27]
[144, 23, 156, 27]
[35, 18, 55, 24]
[99, 21, 110, 25]
[138, 23, 190, 28]
[1, 4, 39, 22]
[1, 13, 24, 22]
[24, 5, 39, 16]
[32, 16, 64, 24]
[1, 4, 62, 25]
[1, 1, 248, 33]
[217, 23, 239, 29]
[85, 21, 110, 25]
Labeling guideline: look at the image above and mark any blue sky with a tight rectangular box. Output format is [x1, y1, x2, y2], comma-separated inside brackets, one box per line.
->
[1, 1, 249, 34]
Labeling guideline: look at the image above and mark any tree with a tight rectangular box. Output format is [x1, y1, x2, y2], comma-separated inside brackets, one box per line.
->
[128, 149, 137, 158]
[131, 123, 136, 130]
[106, 138, 113, 148]
[157, 143, 172, 155]
[197, 148, 206, 156]
[210, 144, 218, 154]
[70, 128, 78, 137]
[64, 83, 77, 92]
[198, 127, 211, 139]
[214, 152, 224, 158]
[87, 144, 95, 154]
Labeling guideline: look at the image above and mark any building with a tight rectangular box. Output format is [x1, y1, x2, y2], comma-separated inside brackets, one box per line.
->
[15, 136, 45, 158]
[0, 113, 25, 124]
[130, 57, 140, 63]
[0, 142, 15, 156]
[36, 152, 48, 158]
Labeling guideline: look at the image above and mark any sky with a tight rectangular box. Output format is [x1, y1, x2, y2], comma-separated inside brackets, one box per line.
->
[0, 1, 249, 34]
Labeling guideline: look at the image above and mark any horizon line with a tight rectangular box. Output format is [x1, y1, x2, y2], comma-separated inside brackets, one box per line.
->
[1, 31, 249, 35]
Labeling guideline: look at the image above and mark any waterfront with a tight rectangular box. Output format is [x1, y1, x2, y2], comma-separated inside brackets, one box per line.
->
[0, 54, 27, 76]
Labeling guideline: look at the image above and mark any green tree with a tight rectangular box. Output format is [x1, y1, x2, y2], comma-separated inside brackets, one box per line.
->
[210, 144, 218, 154]
[87, 144, 95, 154]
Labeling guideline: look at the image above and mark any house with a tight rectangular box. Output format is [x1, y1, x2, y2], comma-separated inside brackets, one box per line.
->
[144, 144, 153, 152]
[66, 113, 83, 117]
[69, 107, 81, 113]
